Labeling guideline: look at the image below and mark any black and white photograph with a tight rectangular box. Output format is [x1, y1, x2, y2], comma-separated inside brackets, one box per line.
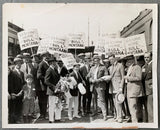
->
[2, 3, 158, 128]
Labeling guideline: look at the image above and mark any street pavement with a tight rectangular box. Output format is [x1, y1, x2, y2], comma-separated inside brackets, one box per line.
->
[34, 108, 129, 124]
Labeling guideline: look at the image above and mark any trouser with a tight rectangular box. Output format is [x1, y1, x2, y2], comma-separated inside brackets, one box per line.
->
[22, 98, 35, 116]
[127, 97, 138, 123]
[92, 88, 98, 113]
[108, 94, 114, 115]
[113, 93, 122, 120]
[95, 87, 107, 118]
[122, 98, 130, 118]
[68, 96, 79, 117]
[36, 90, 48, 117]
[9, 98, 23, 124]
[81, 87, 92, 113]
[78, 92, 82, 113]
[48, 96, 62, 122]
[147, 94, 153, 122]
[137, 96, 148, 122]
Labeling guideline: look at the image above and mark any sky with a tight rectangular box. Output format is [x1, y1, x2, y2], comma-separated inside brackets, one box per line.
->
[3, 3, 156, 45]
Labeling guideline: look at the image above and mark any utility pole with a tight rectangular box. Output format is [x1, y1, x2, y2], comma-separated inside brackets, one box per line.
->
[98, 23, 101, 37]
[88, 17, 90, 46]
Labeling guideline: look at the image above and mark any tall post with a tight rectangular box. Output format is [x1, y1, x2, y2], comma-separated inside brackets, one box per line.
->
[75, 49, 76, 57]
[31, 47, 34, 55]
[88, 17, 90, 47]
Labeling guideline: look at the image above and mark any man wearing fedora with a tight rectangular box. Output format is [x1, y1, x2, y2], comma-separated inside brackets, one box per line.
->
[20, 53, 34, 79]
[124, 55, 143, 123]
[79, 55, 92, 115]
[8, 57, 25, 123]
[45, 57, 63, 123]
[142, 52, 153, 122]
[37, 52, 50, 119]
[68, 63, 82, 120]
[88, 55, 108, 121]
[103, 58, 114, 116]
[108, 54, 124, 123]
[57, 60, 68, 77]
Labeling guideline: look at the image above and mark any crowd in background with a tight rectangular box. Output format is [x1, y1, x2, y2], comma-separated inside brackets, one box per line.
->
[8, 51, 153, 124]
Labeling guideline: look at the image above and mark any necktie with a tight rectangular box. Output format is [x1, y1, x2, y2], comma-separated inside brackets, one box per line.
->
[26, 63, 28, 74]
[55, 68, 59, 74]
[75, 71, 78, 79]
[86, 65, 88, 73]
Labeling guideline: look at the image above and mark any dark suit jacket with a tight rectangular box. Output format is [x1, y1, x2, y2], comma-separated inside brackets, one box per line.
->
[79, 65, 90, 90]
[8, 70, 14, 94]
[45, 66, 60, 96]
[60, 66, 68, 77]
[32, 63, 41, 91]
[142, 62, 152, 95]
[37, 60, 49, 91]
[69, 71, 82, 96]
[9, 69, 25, 99]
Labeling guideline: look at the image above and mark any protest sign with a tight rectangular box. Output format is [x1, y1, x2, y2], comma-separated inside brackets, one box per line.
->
[94, 38, 105, 55]
[37, 39, 51, 54]
[125, 34, 147, 56]
[60, 53, 76, 70]
[68, 33, 85, 49]
[105, 38, 126, 57]
[48, 37, 68, 54]
[18, 29, 40, 50]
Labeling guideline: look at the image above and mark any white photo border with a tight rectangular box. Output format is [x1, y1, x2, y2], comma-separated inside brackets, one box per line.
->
[2, 3, 158, 128]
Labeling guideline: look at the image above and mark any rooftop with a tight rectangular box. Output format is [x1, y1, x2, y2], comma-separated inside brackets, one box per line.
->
[8, 22, 24, 32]
[120, 9, 152, 35]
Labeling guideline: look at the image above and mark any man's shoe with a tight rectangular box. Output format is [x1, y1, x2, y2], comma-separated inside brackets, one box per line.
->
[91, 111, 98, 117]
[114, 118, 118, 122]
[38, 114, 44, 120]
[117, 118, 123, 123]
[55, 119, 65, 122]
[82, 112, 85, 116]
[87, 111, 92, 114]
[126, 117, 131, 122]
[45, 115, 49, 120]
[103, 116, 108, 121]
[49, 121, 54, 123]
[68, 117, 73, 120]
[74, 115, 81, 118]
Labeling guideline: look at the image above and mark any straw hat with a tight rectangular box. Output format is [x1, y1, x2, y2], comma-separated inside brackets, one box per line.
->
[115, 92, 125, 104]
[78, 83, 86, 95]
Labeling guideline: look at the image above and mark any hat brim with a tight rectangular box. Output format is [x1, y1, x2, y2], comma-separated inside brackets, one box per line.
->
[14, 60, 22, 63]
[116, 93, 125, 104]
[73, 63, 80, 67]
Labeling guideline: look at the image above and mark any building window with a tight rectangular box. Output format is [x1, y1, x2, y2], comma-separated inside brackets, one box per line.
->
[8, 37, 15, 44]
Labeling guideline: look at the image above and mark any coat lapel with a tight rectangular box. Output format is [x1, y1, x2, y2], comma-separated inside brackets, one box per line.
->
[128, 65, 134, 76]
[14, 70, 23, 81]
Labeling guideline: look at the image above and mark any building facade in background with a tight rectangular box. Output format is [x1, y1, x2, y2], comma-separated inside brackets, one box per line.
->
[120, 9, 152, 52]
[8, 22, 24, 57]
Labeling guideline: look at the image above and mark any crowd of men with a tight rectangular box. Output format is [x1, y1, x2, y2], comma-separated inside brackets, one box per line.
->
[8, 51, 153, 124]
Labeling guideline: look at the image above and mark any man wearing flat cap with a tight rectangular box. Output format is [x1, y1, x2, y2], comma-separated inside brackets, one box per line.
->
[8, 57, 25, 123]
[37, 52, 50, 119]
[87, 55, 108, 120]
[124, 55, 143, 123]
